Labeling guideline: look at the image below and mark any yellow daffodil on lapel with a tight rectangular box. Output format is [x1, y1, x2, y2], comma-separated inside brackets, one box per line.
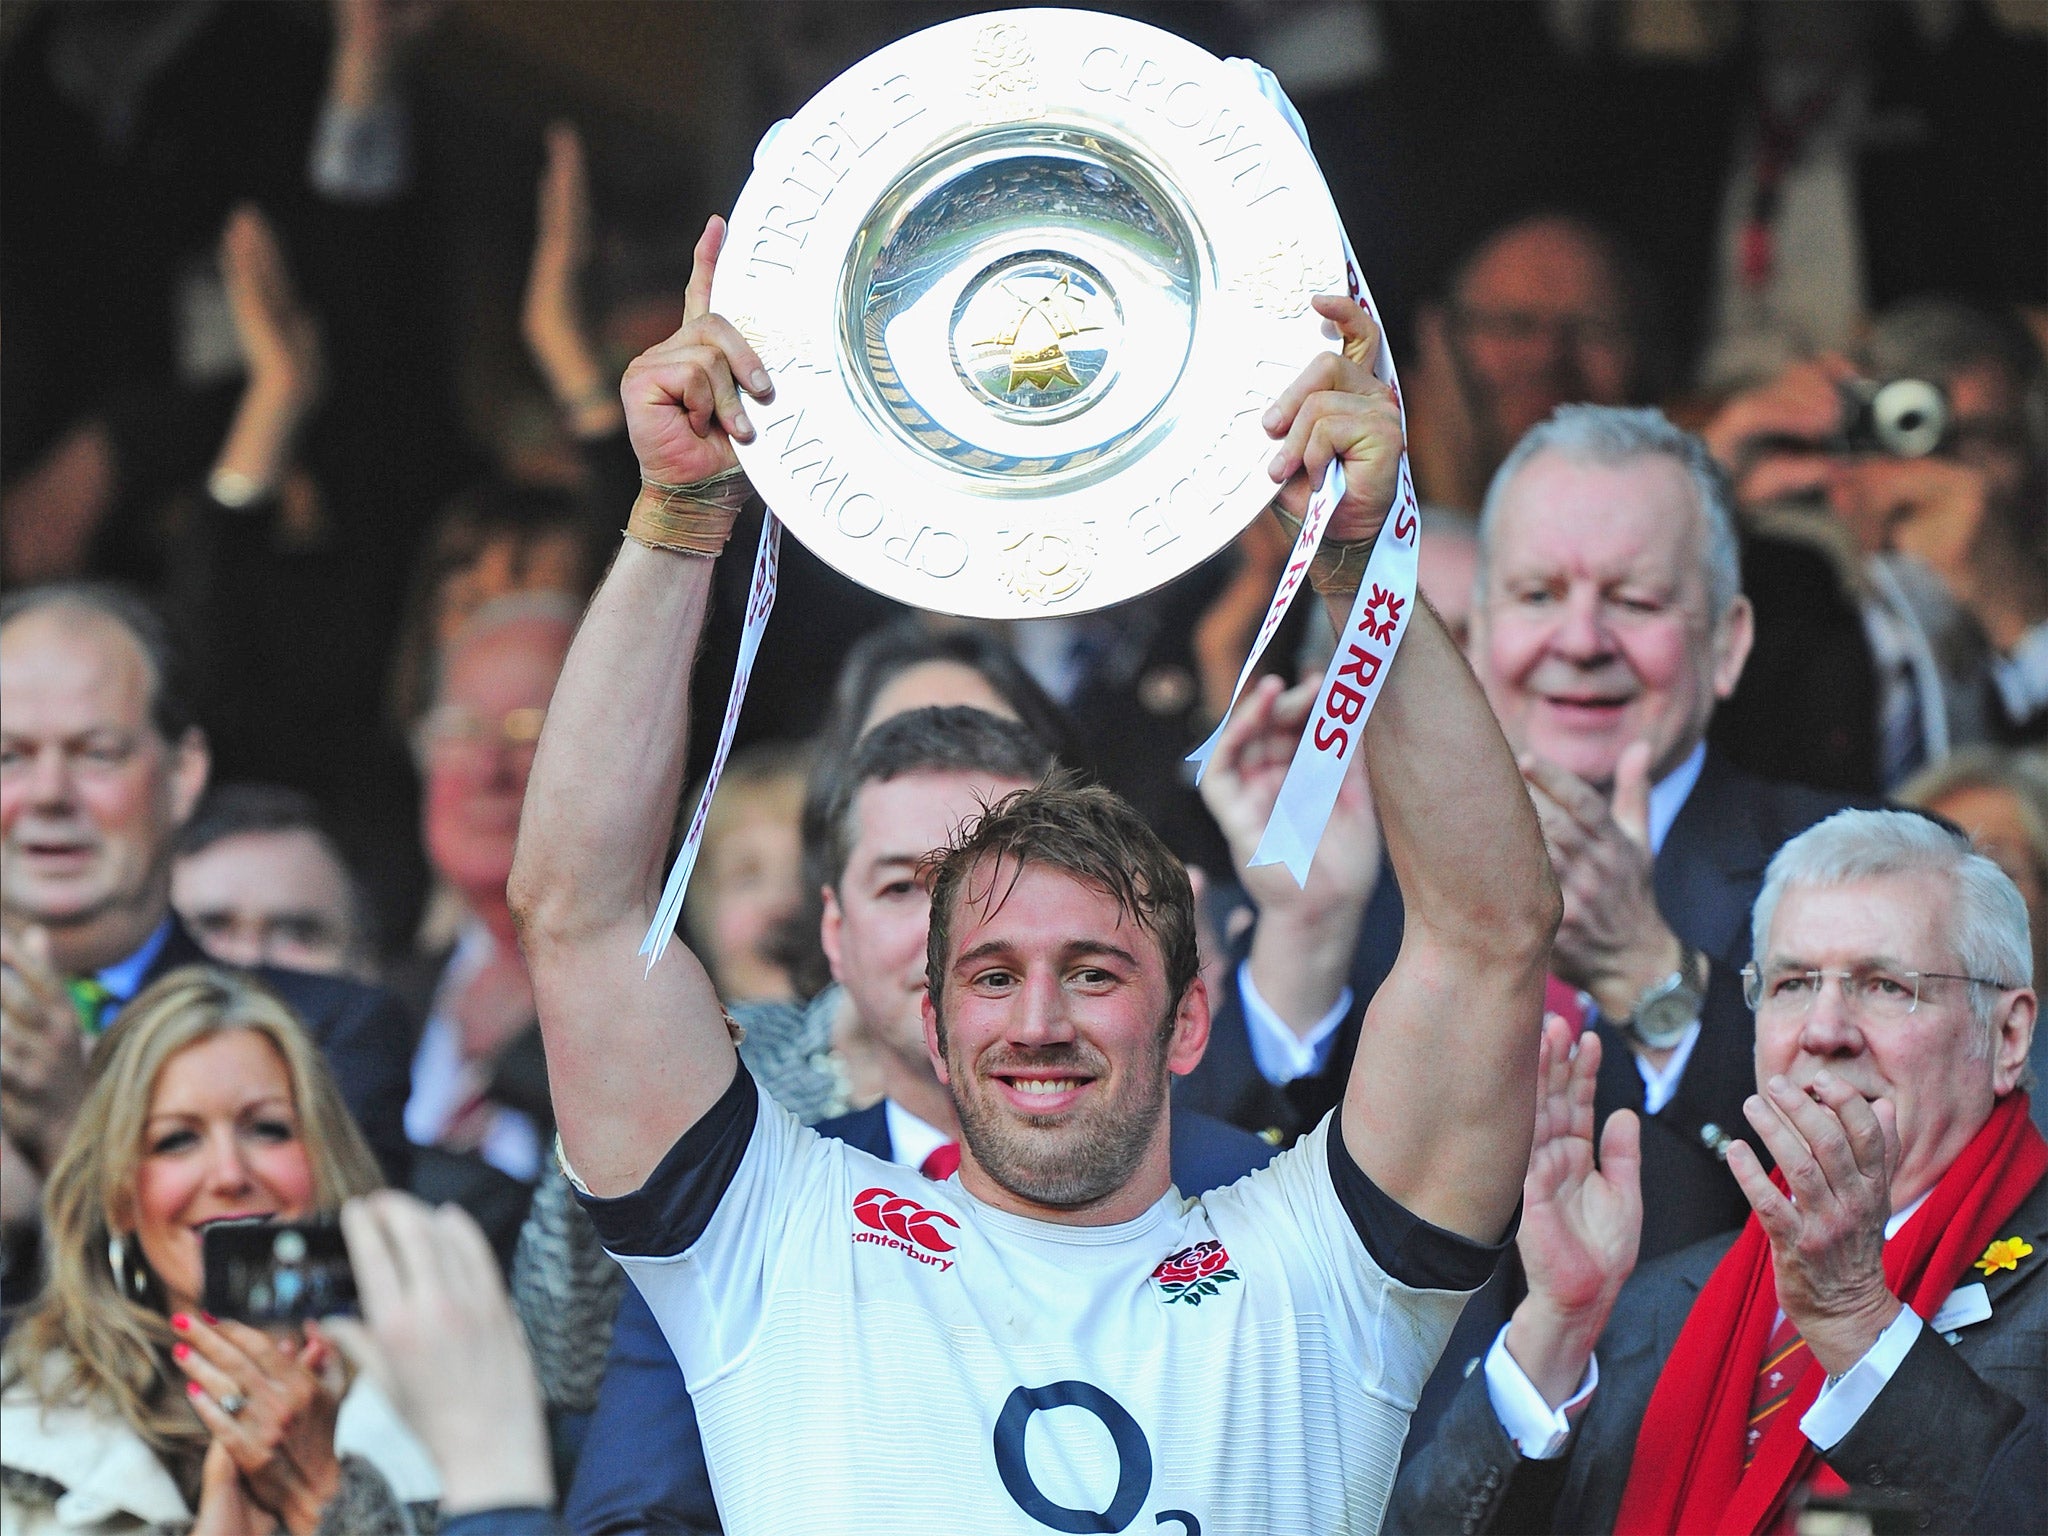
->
[1975, 1236, 2035, 1276]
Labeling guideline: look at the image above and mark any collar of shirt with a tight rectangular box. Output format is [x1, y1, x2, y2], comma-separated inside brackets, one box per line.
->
[1884, 1187, 1931, 1241]
[1646, 741, 1708, 856]
[882, 1098, 953, 1171]
[96, 916, 173, 1003]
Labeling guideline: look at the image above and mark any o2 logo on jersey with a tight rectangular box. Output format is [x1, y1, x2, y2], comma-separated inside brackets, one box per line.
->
[993, 1380, 1201, 1534]
[851, 1186, 960, 1272]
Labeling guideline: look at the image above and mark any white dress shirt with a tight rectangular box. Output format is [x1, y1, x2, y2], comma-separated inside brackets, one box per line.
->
[1490, 1192, 1937, 1459]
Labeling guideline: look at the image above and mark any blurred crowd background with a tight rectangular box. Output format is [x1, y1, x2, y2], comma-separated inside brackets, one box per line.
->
[1, 1, 2045, 1531]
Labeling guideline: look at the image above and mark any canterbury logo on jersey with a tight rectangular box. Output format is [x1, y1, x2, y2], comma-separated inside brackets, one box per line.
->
[852, 1186, 960, 1271]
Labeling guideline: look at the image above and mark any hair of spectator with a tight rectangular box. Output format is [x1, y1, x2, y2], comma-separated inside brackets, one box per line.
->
[922, 773, 1199, 1018]
[821, 617, 1075, 764]
[1751, 808, 2033, 1040]
[0, 580, 202, 746]
[1476, 404, 1744, 620]
[0, 965, 382, 1465]
[386, 481, 609, 735]
[1897, 748, 2048, 885]
[1863, 296, 2048, 473]
[820, 707, 1056, 897]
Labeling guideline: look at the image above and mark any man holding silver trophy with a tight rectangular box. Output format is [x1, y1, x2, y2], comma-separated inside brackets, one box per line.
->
[508, 182, 1557, 1529]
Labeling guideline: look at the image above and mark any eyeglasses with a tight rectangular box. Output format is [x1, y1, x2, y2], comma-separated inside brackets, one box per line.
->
[1448, 306, 1632, 354]
[1740, 962, 2016, 1019]
[416, 703, 547, 762]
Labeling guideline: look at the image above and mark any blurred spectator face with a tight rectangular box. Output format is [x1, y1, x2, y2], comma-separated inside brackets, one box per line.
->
[1474, 449, 1751, 788]
[420, 614, 573, 901]
[1945, 361, 2033, 510]
[128, 1027, 317, 1314]
[822, 770, 1032, 1069]
[174, 828, 367, 978]
[1752, 873, 2029, 1209]
[0, 605, 207, 943]
[1449, 218, 1637, 456]
[861, 660, 1015, 734]
[1418, 522, 1480, 652]
[690, 779, 806, 1003]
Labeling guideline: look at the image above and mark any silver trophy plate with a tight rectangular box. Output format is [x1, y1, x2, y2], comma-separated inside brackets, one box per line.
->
[714, 8, 1347, 618]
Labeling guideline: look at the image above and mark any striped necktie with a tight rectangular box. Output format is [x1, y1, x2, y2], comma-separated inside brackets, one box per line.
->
[1745, 1311, 1813, 1467]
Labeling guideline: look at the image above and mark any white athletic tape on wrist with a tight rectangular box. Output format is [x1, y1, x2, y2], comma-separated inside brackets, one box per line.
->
[640, 512, 782, 969]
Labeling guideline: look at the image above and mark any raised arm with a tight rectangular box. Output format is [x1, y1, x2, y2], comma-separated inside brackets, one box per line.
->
[1264, 298, 1559, 1241]
[508, 217, 770, 1197]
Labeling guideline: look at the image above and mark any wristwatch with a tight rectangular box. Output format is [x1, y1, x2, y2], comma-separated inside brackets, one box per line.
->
[1623, 943, 1707, 1051]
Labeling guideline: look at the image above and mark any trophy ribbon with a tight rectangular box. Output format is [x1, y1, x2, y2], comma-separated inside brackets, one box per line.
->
[640, 511, 783, 969]
[1188, 61, 1424, 885]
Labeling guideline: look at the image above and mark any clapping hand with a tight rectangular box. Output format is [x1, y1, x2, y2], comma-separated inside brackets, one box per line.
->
[0, 923, 92, 1171]
[172, 1313, 344, 1536]
[1505, 1016, 1641, 1407]
[1727, 1071, 1903, 1377]
[1199, 673, 1379, 914]
[1522, 742, 1685, 1025]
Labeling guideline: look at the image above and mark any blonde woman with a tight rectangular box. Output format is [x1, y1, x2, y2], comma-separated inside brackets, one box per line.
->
[2, 966, 438, 1535]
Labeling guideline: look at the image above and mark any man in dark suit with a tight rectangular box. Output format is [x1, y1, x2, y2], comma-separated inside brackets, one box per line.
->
[0, 581, 414, 1245]
[566, 706, 1275, 1535]
[1389, 808, 2045, 1534]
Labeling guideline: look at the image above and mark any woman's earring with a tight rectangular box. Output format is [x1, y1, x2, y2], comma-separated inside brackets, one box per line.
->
[108, 1233, 147, 1299]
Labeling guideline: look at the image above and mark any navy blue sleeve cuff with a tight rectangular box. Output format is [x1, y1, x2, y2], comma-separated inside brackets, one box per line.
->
[437, 1509, 566, 1536]
[575, 1066, 758, 1258]
[1328, 1119, 1516, 1291]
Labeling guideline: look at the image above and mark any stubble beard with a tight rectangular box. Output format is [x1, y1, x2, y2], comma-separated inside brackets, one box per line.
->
[948, 1027, 1172, 1210]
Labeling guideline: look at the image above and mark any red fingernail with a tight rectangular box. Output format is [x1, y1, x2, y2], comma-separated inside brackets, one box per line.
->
[170, 1314, 191, 1332]
[186, 1380, 202, 1397]
[201, 1312, 218, 1326]
[172, 1342, 190, 1361]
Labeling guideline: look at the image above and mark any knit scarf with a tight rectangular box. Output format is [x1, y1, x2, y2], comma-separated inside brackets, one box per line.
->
[1613, 1091, 2045, 1535]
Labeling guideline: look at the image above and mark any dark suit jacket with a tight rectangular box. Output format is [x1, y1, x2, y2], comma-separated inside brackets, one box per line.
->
[565, 1100, 1277, 1535]
[385, 942, 548, 1264]
[142, 916, 413, 1184]
[1387, 1170, 2048, 1535]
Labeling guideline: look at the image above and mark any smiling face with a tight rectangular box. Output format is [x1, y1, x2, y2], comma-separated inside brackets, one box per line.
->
[1754, 874, 2035, 1209]
[0, 606, 207, 969]
[1473, 449, 1752, 788]
[924, 858, 1209, 1223]
[123, 1028, 317, 1314]
[822, 770, 1033, 1076]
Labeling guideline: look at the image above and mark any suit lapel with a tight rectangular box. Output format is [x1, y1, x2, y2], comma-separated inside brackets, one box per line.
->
[1655, 752, 1775, 963]
[140, 914, 211, 989]
[1971, 1171, 2048, 1310]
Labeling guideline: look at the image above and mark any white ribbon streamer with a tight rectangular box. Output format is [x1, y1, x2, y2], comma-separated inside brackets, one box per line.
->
[1185, 457, 1347, 782]
[1193, 61, 1423, 886]
[639, 511, 782, 969]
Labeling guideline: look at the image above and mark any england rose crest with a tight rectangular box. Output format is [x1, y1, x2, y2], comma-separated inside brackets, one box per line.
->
[1150, 1240, 1239, 1306]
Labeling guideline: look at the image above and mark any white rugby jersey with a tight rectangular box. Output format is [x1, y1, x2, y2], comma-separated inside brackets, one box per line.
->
[582, 1071, 1497, 1536]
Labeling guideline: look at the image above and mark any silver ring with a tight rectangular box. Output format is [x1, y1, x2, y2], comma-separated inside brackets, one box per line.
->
[217, 1392, 246, 1418]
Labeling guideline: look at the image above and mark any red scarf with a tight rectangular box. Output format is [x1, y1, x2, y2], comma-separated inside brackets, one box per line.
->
[1614, 1092, 2045, 1535]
